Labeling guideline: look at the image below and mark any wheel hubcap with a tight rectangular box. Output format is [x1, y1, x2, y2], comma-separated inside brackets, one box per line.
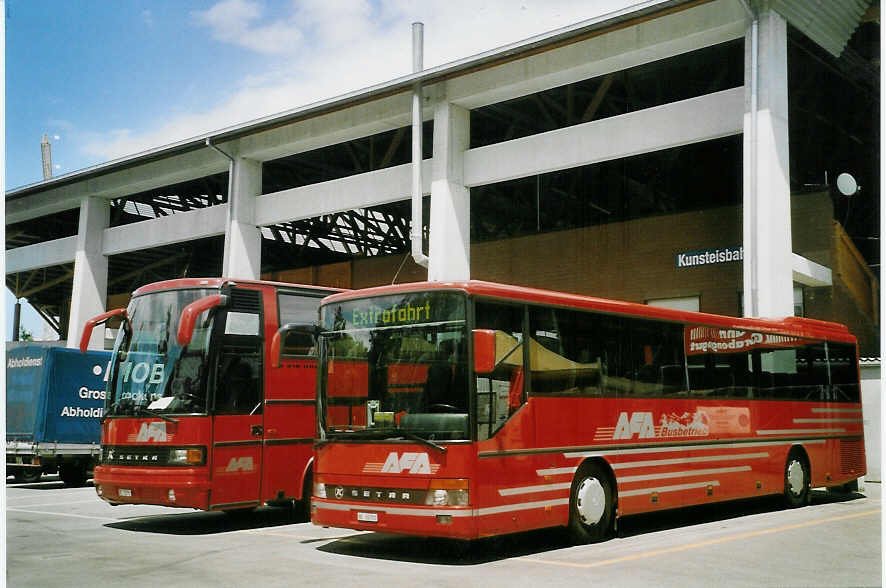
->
[576, 477, 606, 525]
[787, 459, 805, 496]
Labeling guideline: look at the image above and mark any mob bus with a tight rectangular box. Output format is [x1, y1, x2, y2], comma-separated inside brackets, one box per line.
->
[81, 278, 340, 512]
[311, 281, 864, 542]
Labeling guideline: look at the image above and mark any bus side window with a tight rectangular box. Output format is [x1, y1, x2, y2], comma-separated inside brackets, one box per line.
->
[529, 307, 606, 396]
[278, 293, 323, 358]
[475, 302, 525, 441]
[628, 320, 685, 396]
[827, 342, 860, 402]
[216, 334, 263, 415]
[215, 290, 264, 415]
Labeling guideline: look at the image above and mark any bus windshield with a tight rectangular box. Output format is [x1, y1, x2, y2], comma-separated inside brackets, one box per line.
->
[107, 288, 215, 416]
[319, 291, 469, 441]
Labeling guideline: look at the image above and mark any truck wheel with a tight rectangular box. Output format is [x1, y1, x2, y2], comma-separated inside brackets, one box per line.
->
[59, 464, 88, 488]
[14, 469, 42, 484]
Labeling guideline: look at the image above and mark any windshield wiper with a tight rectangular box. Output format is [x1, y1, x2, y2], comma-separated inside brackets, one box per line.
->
[133, 405, 179, 424]
[317, 427, 446, 453]
[395, 429, 447, 453]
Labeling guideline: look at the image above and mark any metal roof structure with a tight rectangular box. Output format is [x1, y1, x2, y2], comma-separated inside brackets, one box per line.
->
[4, 0, 879, 344]
[770, 0, 872, 57]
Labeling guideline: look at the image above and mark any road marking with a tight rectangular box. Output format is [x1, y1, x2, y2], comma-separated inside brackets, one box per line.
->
[7, 508, 117, 522]
[515, 509, 880, 569]
[5, 499, 101, 508]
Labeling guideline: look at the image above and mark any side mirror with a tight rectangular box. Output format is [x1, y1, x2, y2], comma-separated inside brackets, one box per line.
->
[80, 308, 127, 353]
[473, 329, 497, 374]
[177, 294, 228, 347]
[271, 323, 319, 368]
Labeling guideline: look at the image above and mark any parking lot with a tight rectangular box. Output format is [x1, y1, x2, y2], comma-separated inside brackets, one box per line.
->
[6, 476, 881, 588]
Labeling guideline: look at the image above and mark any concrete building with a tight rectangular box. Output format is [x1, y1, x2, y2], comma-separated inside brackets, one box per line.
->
[6, 0, 879, 357]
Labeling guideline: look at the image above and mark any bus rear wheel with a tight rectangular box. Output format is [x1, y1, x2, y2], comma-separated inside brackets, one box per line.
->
[568, 463, 613, 544]
[784, 450, 810, 508]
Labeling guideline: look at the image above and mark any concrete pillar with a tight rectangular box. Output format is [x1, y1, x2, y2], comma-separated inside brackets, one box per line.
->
[428, 93, 470, 282]
[742, 9, 794, 318]
[67, 196, 109, 349]
[223, 156, 262, 280]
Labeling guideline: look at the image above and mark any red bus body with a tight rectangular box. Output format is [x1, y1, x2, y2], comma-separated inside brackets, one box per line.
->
[311, 281, 865, 540]
[92, 278, 341, 512]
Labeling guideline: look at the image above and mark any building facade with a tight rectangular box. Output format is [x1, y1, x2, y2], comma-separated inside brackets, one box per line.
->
[5, 0, 879, 359]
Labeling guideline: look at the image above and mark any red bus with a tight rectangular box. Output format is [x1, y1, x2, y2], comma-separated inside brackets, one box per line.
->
[311, 280, 865, 542]
[81, 278, 340, 513]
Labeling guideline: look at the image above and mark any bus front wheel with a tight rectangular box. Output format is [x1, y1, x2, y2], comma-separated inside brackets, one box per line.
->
[784, 450, 810, 508]
[568, 463, 613, 544]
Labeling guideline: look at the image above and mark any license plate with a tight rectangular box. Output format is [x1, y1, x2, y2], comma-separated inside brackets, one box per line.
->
[118, 489, 132, 497]
[357, 512, 378, 523]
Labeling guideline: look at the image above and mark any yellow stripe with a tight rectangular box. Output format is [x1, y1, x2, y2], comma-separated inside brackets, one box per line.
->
[516, 509, 880, 569]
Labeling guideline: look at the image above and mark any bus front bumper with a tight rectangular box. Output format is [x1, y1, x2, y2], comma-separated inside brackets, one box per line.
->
[311, 498, 478, 540]
[94, 465, 210, 510]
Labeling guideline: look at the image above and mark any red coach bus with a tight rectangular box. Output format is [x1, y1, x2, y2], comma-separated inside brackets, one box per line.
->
[311, 281, 864, 542]
[81, 278, 340, 512]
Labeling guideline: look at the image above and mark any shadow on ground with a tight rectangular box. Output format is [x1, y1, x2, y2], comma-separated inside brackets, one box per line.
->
[104, 504, 309, 535]
[315, 488, 867, 565]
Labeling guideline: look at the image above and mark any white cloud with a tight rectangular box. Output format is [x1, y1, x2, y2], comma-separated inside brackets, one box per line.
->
[192, 0, 304, 55]
[82, 0, 638, 161]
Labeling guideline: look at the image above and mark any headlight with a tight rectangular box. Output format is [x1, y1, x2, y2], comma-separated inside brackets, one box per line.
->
[314, 481, 327, 499]
[424, 479, 469, 506]
[167, 447, 204, 466]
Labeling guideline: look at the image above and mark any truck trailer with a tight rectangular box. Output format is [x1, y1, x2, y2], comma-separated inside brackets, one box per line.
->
[6, 343, 110, 486]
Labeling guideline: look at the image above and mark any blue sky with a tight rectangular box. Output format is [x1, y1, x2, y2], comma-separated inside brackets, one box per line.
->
[5, 0, 638, 340]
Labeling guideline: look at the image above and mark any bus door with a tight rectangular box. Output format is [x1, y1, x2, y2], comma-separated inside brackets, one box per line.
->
[209, 288, 265, 510]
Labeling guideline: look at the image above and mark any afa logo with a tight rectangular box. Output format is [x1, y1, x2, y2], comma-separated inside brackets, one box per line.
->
[613, 412, 656, 440]
[362, 452, 441, 474]
[382, 452, 432, 474]
[225, 457, 255, 473]
[136, 422, 167, 442]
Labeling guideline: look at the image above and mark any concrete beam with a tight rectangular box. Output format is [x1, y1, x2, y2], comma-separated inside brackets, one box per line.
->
[237, 92, 434, 162]
[428, 95, 470, 282]
[102, 206, 227, 256]
[68, 197, 109, 350]
[223, 157, 262, 280]
[6, 148, 227, 224]
[447, 0, 745, 109]
[742, 10, 794, 318]
[255, 160, 432, 226]
[792, 253, 833, 287]
[6, 237, 77, 274]
[464, 87, 743, 187]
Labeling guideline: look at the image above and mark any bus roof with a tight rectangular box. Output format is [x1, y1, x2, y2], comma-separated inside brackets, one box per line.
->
[132, 277, 345, 297]
[320, 280, 855, 343]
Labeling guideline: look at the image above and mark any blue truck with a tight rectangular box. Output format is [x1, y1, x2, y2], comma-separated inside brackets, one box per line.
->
[6, 343, 111, 486]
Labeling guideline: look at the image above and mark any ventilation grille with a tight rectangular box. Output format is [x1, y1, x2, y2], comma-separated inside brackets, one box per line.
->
[839, 438, 866, 476]
[230, 288, 262, 313]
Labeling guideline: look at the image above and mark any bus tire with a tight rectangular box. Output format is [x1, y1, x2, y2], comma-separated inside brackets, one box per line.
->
[784, 449, 810, 508]
[568, 462, 613, 544]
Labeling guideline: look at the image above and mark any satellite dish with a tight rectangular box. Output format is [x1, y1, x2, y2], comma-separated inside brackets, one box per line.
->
[836, 173, 859, 196]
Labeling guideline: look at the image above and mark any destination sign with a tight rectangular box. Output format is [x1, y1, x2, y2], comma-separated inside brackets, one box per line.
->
[323, 292, 465, 331]
[351, 300, 432, 327]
